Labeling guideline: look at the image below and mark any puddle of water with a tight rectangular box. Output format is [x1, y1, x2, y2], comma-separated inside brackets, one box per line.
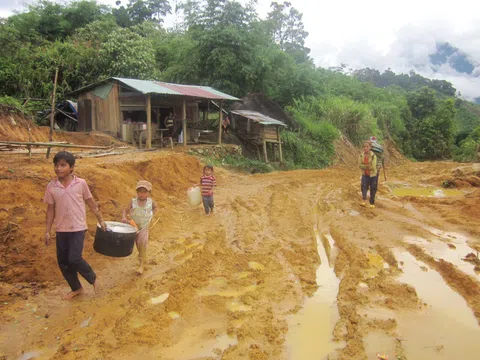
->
[404, 235, 479, 278]
[150, 293, 169, 305]
[161, 332, 238, 360]
[226, 300, 251, 312]
[364, 331, 396, 360]
[17, 351, 41, 360]
[285, 208, 342, 360]
[392, 249, 480, 359]
[348, 209, 360, 217]
[167, 311, 181, 320]
[80, 315, 93, 328]
[392, 187, 463, 198]
[234, 271, 251, 279]
[248, 261, 265, 271]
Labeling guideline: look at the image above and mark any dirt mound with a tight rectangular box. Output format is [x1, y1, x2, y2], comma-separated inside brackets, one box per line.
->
[0, 106, 124, 147]
[333, 136, 407, 168]
[0, 152, 203, 288]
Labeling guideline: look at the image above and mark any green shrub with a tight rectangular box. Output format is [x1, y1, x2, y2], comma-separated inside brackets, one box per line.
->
[0, 96, 26, 113]
[453, 126, 480, 162]
[281, 131, 334, 169]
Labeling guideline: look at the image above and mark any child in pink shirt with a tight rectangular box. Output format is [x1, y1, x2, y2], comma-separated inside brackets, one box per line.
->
[44, 151, 106, 300]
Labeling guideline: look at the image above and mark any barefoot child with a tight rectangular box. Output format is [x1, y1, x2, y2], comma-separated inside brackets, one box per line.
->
[44, 151, 107, 300]
[122, 180, 157, 274]
[359, 141, 378, 208]
[200, 165, 217, 215]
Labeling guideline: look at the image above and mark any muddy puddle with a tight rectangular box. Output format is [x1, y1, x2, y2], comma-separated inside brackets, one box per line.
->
[392, 187, 464, 198]
[379, 250, 480, 359]
[405, 232, 480, 278]
[285, 205, 342, 359]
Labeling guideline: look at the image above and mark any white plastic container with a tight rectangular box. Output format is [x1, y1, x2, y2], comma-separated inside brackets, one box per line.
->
[187, 186, 202, 206]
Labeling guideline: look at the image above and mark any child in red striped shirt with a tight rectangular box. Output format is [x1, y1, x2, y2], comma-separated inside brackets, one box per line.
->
[200, 165, 216, 215]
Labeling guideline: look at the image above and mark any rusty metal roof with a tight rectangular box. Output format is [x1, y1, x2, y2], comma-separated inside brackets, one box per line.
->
[230, 110, 287, 127]
[70, 77, 239, 100]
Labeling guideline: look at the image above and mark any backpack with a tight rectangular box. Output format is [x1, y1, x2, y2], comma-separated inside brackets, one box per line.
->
[370, 142, 384, 168]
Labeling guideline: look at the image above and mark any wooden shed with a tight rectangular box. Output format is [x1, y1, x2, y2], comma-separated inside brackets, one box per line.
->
[71, 77, 239, 148]
[230, 110, 287, 162]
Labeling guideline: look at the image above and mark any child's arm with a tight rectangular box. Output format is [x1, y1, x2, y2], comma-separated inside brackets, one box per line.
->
[152, 200, 158, 215]
[122, 201, 133, 223]
[85, 198, 107, 230]
[213, 176, 217, 187]
[45, 204, 55, 246]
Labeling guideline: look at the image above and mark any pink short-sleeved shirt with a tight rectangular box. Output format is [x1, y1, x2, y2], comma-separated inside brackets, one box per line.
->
[44, 176, 93, 232]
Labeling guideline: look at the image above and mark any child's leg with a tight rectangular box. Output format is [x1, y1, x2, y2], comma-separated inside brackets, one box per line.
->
[56, 232, 81, 291]
[135, 228, 148, 274]
[208, 196, 215, 214]
[202, 196, 210, 214]
[369, 176, 378, 205]
[67, 231, 96, 286]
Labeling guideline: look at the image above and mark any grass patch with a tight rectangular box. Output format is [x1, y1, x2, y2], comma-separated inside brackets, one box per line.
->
[199, 154, 277, 174]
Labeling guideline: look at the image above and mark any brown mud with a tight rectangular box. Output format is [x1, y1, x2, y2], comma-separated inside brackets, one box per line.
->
[0, 123, 480, 359]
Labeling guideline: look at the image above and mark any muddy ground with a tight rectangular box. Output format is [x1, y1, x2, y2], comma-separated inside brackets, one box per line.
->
[0, 125, 480, 359]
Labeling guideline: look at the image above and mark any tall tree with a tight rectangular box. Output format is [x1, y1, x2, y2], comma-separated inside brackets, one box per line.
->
[266, 1, 309, 62]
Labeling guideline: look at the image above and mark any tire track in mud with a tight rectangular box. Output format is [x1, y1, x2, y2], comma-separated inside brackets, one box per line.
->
[407, 244, 480, 325]
[2, 159, 479, 359]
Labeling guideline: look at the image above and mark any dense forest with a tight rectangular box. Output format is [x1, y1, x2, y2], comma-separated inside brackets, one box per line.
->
[1, 0, 479, 166]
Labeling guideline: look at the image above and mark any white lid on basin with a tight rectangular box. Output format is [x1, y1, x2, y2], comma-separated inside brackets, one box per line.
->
[97, 221, 137, 234]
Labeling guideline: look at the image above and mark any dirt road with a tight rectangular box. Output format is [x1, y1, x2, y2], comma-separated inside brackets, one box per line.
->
[0, 151, 479, 360]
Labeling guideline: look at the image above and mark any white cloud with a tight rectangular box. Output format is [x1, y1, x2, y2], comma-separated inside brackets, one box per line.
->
[1, 0, 480, 99]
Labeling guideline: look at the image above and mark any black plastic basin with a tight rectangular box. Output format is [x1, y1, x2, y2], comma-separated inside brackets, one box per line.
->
[94, 221, 136, 257]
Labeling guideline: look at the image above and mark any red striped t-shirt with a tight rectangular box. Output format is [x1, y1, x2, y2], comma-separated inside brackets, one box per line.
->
[200, 175, 216, 196]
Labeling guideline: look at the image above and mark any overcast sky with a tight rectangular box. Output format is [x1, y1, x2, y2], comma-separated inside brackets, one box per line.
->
[2, 0, 480, 99]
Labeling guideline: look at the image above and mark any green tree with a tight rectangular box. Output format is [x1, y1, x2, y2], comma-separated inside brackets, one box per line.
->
[99, 27, 160, 79]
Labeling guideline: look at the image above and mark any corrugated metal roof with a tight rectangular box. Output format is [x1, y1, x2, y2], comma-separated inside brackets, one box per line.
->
[115, 78, 239, 100]
[230, 110, 287, 127]
[70, 78, 239, 100]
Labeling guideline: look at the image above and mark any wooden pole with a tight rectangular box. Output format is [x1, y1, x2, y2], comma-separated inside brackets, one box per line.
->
[263, 140, 268, 162]
[46, 67, 59, 159]
[277, 127, 283, 162]
[218, 100, 223, 144]
[182, 99, 187, 146]
[0, 140, 110, 149]
[146, 95, 152, 149]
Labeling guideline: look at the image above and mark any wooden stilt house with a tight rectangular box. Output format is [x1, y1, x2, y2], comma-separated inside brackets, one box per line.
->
[229, 110, 287, 162]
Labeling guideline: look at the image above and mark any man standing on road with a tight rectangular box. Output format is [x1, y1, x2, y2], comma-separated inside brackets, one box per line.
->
[359, 141, 378, 208]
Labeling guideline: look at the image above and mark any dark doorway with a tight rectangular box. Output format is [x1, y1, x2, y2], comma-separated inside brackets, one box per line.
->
[78, 99, 92, 132]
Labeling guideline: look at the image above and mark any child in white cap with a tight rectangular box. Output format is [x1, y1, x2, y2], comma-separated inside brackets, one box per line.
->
[122, 180, 157, 274]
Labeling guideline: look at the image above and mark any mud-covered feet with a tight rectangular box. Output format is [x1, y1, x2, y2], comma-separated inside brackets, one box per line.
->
[136, 263, 144, 275]
[93, 278, 101, 293]
[360, 201, 367, 207]
[369, 204, 375, 209]
[62, 288, 84, 300]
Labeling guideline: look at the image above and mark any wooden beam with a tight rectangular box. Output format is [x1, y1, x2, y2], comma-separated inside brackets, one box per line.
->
[182, 99, 187, 146]
[146, 95, 152, 149]
[0, 141, 110, 149]
[277, 127, 283, 162]
[46, 67, 59, 159]
[263, 140, 268, 163]
[218, 100, 223, 144]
